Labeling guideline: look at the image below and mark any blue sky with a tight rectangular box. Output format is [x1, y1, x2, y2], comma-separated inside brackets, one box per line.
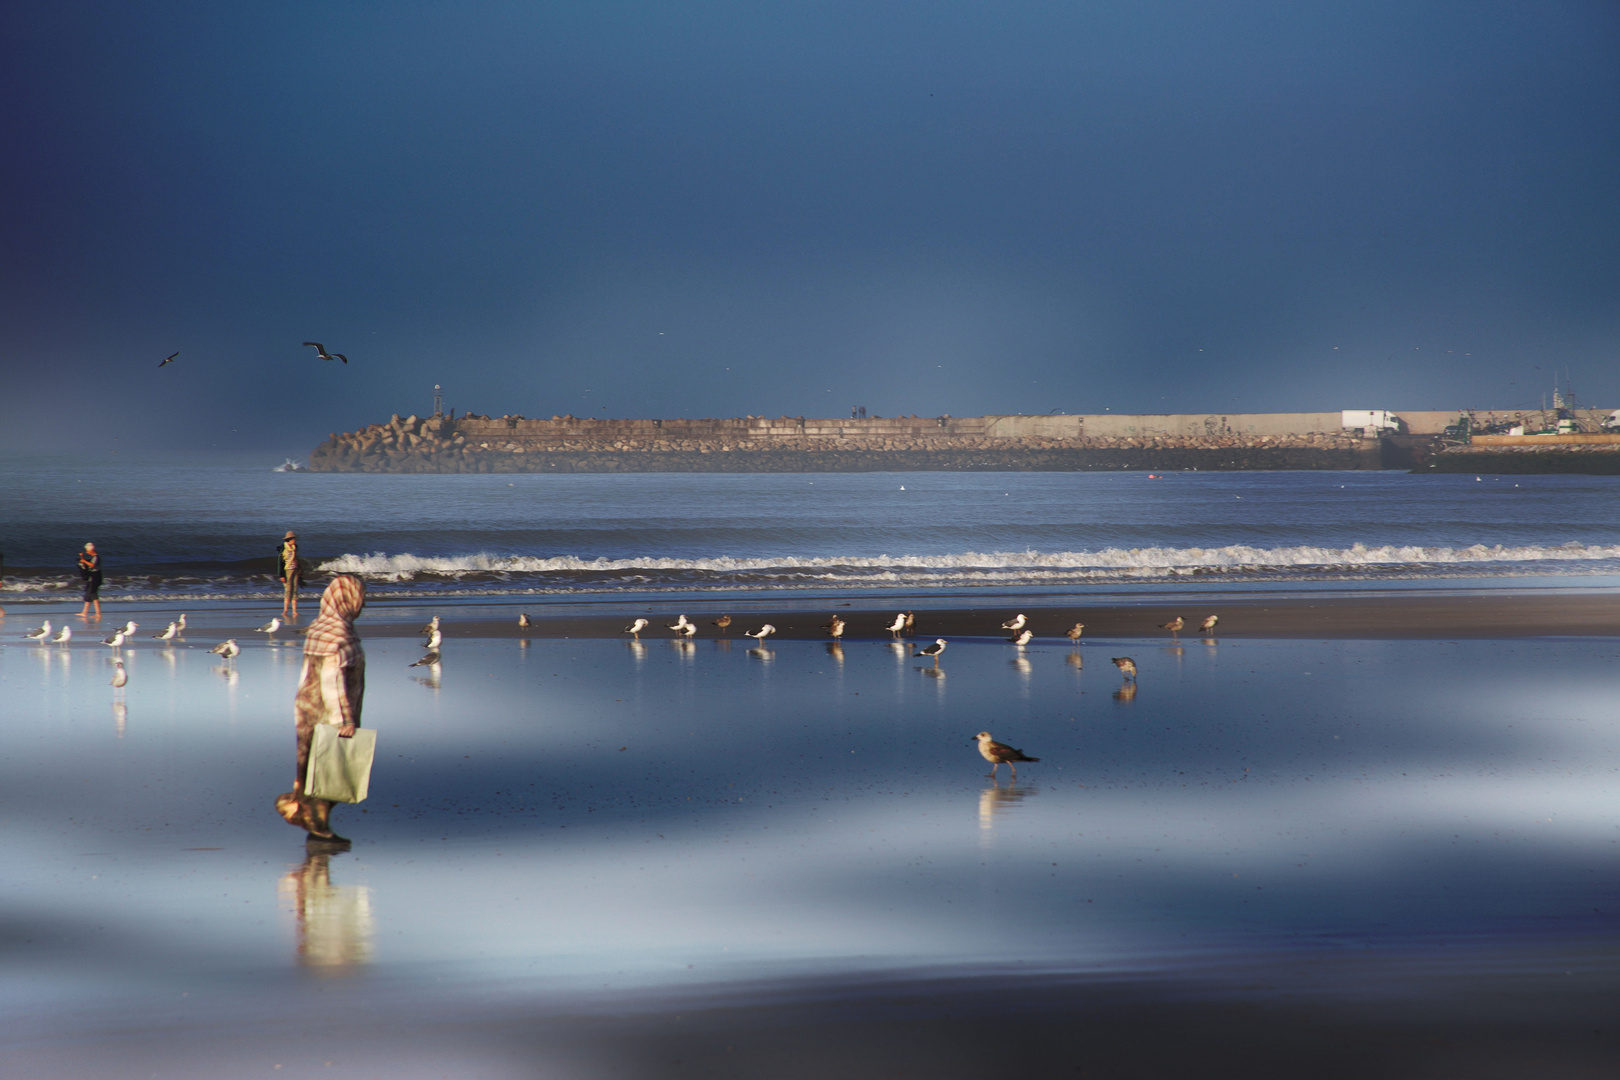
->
[2, 1, 1616, 453]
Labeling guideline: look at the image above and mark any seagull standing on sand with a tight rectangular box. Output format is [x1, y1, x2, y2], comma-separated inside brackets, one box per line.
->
[1001, 614, 1027, 632]
[420, 615, 441, 634]
[176, 614, 187, 632]
[903, 611, 916, 634]
[302, 341, 348, 363]
[823, 616, 845, 639]
[712, 614, 732, 633]
[256, 617, 282, 636]
[972, 732, 1039, 779]
[667, 615, 692, 633]
[1158, 616, 1184, 638]
[210, 639, 240, 660]
[1112, 656, 1138, 680]
[1009, 629, 1033, 646]
[679, 622, 696, 638]
[1200, 615, 1219, 634]
[745, 623, 776, 641]
[25, 620, 52, 641]
[914, 638, 948, 664]
[1066, 622, 1085, 644]
[111, 660, 128, 689]
[518, 613, 532, 628]
[152, 622, 178, 642]
[101, 629, 127, 648]
[624, 618, 649, 639]
[53, 625, 73, 644]
[117, 621, 139, 637]
[885, 613, 906, 638]
[423, 628, 442, 651]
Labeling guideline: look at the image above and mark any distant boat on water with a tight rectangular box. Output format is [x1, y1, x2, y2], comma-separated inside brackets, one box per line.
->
[273, 459, 308, 472]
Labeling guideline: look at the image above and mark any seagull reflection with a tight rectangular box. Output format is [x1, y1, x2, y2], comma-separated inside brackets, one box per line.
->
[1011, 655, 1032, 676]
[212, 663, 240, 686]
[1202, 636, 1218, 647]
[1113, 681, 1138, 702]
[626, 640, 647, 662]
[157, 645, 178, 673]
[1065, 650, 1083, 670]
[412, 671, 442, 691]
[747, 646, 774, 662]
[277, 851, 374, 973]
[112, 700, 127, 736]
[826, 642, 844, 664]
[889, 641, 908, 662]
[978, 781, 1035, 831]
[920, 666, 945, 680]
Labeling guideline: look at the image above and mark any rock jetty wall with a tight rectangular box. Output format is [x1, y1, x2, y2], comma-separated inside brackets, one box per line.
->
[309, 413, 1402, 473]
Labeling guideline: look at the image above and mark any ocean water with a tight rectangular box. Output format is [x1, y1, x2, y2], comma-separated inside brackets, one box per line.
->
[4, 454, 1620, 603]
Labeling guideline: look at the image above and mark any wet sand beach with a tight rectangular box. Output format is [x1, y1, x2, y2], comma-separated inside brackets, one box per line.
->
[3, 585, 1619, 1076]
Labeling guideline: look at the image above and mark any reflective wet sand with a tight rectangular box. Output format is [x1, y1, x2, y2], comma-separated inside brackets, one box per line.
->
[2, 610, 1618, 1076]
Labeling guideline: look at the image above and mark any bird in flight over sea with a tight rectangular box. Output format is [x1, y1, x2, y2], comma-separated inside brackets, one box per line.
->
[158, 352, 179, 367]
[624, 618, 649, 639]
[1066, 622, 1084, 643]
[1158, 616, 1184, 638]
[210, 639, 240, 659]
[1112, 656, 1138, 679]
[111, 659, 128, 689]
[25, 620, 52, 641]
[1001, 614, 1027, 631]
[152, 622, 179, 642]
[712, 614, 732, 633]
[745, 623, 776, 641]
[885, 613, 906, 638]
[52, 625, 72, 644]
[1008, 629, 1033, 646]
[256, 617, 281, 636]
[1200, 615, 1219, 634]
[972, 731, 1039, 779]
[302, 342, 348, 363]
[914, 638, 948, 664]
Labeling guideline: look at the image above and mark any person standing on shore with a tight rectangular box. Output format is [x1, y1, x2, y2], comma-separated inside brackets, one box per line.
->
[275, 574, 366, 842]
[78, 542, 102, 618]
[277, 530, 302, 619]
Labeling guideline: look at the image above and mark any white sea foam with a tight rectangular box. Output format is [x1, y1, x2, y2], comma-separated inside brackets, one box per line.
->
[317, 542, 1620, 581]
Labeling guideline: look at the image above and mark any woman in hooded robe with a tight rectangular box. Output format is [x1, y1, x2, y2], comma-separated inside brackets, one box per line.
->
[276, 574, 366, 841]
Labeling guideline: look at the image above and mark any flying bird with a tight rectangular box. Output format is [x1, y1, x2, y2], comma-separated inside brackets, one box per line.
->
[914, 638, 948, 663]
[1200, 615, 1219, 634]
[624, 618, 649, 639]
[745, 624, 776, 641]
[209, 639, 240, 659]
[1009, 629, 1033, 646]
[52, 625, 73, 644]
[518, 613, 531, 628]
[972, 731, 1040, 779]
[256, 617, 282, 635]
[1066, 622, 1085, 643]
[152, 622, 178, 641]
[302, 341, 348, 363]
[712, 614, 732, 633]
[1158, 616, 1184, 637]
[111, 660, 128, 689]
[1001, 614, 1027, 631]
[1111, 656, 1138, 680]
[885, 613, 906, 638]
[25, 620, 52, 641]
[409, 651, 441, 668]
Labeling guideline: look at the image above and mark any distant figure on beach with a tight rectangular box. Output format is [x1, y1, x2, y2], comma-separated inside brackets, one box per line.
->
[78, 542, 102, 618]
[276, 574, 366, 843]
[277, 531, 302, 619]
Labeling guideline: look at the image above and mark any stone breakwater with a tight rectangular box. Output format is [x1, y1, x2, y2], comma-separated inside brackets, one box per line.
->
[1428, 444, 1620, 474]
[309, 413, 1396, 473]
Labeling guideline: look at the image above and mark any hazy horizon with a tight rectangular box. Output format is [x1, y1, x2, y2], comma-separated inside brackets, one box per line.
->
[3, 1, 1616, 455]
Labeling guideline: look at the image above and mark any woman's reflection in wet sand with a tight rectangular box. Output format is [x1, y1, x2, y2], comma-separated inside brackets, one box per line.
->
[277, 850, 374, 974]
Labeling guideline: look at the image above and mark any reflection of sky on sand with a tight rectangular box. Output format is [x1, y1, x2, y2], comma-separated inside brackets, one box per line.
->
[2, 631, 1619, 1013]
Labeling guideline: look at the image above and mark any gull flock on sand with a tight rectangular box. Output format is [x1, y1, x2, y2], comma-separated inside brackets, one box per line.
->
[16, 598, 1219, 777]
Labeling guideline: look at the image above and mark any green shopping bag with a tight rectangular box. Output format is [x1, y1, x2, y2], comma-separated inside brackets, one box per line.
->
[305, 725, 377, 803]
